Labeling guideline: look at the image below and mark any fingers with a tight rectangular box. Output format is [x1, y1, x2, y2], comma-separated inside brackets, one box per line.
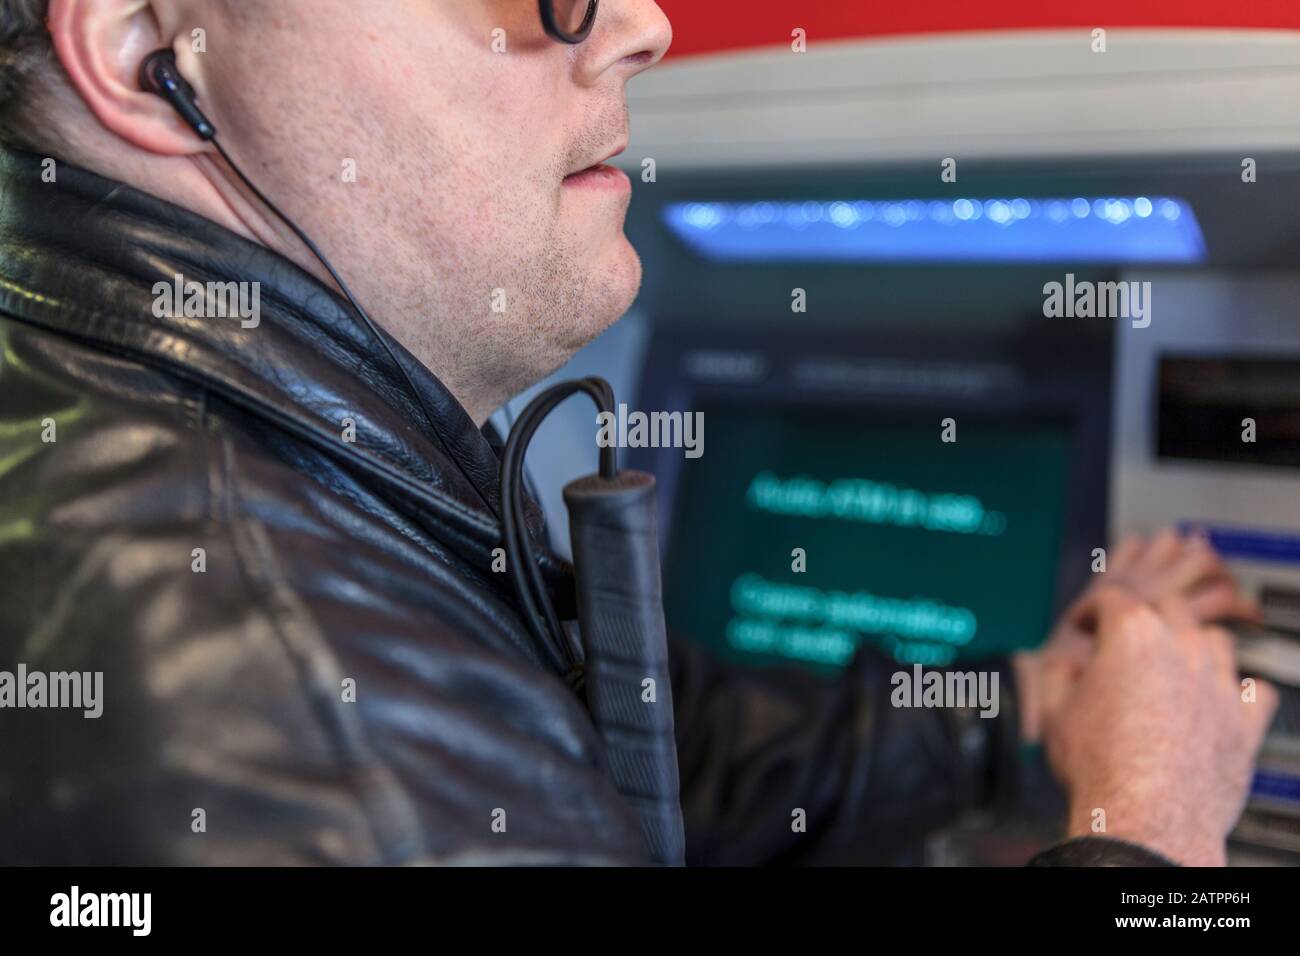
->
[1071, 584, 1129, 633]
[1156, 535, 1223, 594]
[1108, 534, 1144, 575]
[1107, 528, 1258, 625]
[1187, 577, 1262, 624]
[1133, 527, 1183, 578]
[1092, 586, 1163, 646]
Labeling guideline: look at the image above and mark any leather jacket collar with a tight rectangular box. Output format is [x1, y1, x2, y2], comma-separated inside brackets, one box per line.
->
[0, 146, 570, 596]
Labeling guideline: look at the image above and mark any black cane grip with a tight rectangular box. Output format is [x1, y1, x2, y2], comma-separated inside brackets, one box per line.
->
[564, 470, 685, 866]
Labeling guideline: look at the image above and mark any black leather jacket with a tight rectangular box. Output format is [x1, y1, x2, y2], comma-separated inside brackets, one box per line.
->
[0, 148, 1163, 866]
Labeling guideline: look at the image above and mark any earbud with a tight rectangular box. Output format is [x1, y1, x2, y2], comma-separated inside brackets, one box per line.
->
[138, 49, 217, 141]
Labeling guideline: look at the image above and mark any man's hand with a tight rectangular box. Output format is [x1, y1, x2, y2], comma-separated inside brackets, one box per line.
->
[1013, 530, 1260, 744]
[1041, 589, 1277, 866]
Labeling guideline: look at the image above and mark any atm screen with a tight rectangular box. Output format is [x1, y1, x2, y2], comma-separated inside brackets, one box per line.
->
[662, 405, 1075, 672]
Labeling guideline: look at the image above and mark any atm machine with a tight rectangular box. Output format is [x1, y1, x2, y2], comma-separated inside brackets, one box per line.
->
[521, 26, 1300, 862]
[1113, 277, 1300, 860]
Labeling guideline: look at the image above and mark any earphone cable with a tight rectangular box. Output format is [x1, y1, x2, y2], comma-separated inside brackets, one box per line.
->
[208, 139, 494, 512]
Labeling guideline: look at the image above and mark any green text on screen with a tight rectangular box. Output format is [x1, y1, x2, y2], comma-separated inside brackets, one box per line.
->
[663, 407, 1073, 672]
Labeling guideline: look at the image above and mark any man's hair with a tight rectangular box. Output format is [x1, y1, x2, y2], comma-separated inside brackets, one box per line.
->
[0, 1, 52, 148]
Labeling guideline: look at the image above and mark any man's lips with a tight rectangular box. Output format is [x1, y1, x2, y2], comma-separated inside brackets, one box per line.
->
[563, 142, 630, 189]
[562, 163, 631, 190]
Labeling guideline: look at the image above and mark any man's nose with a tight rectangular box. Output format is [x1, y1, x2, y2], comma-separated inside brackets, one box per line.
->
[576, 0, 673, 85]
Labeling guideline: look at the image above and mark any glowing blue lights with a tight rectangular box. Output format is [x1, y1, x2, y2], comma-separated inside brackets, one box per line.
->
[663, 196, 1206, 264]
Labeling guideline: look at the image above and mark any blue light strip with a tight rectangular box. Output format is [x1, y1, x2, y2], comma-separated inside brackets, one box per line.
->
[662, 196, 1207, 264]
[1252, 769, 1300, 805]
[1177, 523, 1300, 566]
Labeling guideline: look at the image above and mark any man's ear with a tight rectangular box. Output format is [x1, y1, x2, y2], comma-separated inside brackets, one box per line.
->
[47, 0, 211, 155]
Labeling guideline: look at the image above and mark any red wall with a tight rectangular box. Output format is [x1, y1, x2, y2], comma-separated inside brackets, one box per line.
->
[655, 0, 1300, 59]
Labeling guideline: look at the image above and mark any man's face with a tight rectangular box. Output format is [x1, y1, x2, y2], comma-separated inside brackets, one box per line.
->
[192, 0, 670, 422]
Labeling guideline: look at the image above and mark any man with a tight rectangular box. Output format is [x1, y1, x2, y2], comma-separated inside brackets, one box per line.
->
[0, 0, 1277, 865]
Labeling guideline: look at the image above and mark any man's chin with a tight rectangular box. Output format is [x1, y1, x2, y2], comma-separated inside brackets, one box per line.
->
[555, 239, 642, 355]
[596, 237, 643, 326]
